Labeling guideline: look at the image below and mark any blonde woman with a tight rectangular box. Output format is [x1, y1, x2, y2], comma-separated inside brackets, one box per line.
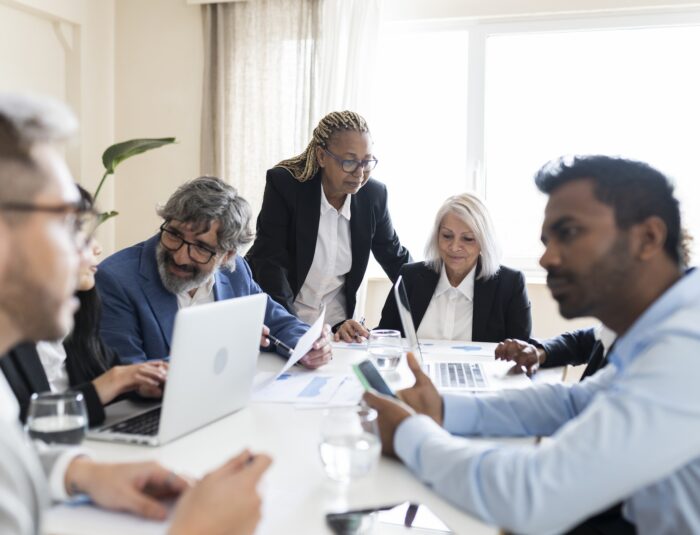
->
[246, 111, 411, 342]
[378, 193, 531, 342]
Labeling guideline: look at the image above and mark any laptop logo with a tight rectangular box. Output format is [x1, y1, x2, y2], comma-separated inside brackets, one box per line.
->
[213, 347, 228, 375]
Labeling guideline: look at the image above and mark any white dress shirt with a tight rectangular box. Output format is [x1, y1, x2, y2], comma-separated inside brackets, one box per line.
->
[35, 340, 70, 393]
[293, 191, 352, 327]
[416, 264, 475, 341]
[176, 275, 216, 309]
[395, 268, 700, 534]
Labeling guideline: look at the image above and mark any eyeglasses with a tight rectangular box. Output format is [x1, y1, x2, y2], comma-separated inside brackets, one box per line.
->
[159, 222, 218, 264]
[0, 201, 100, 250]
[323, 148, 378, 174]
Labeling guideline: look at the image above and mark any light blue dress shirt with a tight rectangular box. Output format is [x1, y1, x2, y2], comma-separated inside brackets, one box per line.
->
[395, 268, 700, 535]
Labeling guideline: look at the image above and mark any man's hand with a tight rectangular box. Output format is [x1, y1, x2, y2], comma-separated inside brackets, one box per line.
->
[260, 325, 271, 348]
[170, 450, 272, 535]
[65, 458, 189, 520]
[333, 319, 369, 343]
[300, 324, 332, 369]
[396, 352, 443, 426]
[362, 391, 414, 457]
[494, 338, 545, 376]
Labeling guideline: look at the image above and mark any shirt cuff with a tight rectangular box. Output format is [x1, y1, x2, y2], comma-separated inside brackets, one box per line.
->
[442, 393, 481, 436]
[49, 447, 92, 501]
[394, 414, 447, 470]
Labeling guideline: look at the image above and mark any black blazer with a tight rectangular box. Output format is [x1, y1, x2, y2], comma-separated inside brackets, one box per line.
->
[246, 167, 411, 327]
[0, 342, 117, 427]
[534, 328, 597, 368]
[377, 261, 532, 343]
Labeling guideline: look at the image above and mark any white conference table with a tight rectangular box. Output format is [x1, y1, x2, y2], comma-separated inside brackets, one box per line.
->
[46, 341, 560, 535]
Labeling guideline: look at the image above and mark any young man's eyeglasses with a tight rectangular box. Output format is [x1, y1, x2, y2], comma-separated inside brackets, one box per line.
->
[0, 201, 100, 250]
[323, 148, 379, 174]
[159, 223, 218, 264]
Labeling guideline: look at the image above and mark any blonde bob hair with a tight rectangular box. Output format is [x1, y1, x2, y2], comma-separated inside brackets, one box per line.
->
[424, 193, 502, 280]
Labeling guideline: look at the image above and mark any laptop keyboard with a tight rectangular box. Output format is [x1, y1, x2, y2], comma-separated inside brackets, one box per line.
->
[104, 407, 161, 436]
[434, 362, 487, 389]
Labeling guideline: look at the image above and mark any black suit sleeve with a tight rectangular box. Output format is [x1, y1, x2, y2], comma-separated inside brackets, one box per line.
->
[72, 382, 106, 427]
[504, 270, 532, 340]
[246, 171, 296, 313]
[369, 182, 411, 281]
[377, 274, 403, 333]
[534, 328, 597, 368]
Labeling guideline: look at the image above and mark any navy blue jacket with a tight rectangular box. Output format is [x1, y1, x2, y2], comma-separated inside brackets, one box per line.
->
[96, 235, 308, 364]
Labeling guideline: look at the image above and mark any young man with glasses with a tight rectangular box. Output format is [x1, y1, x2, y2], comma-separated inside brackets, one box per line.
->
[95, 175, 332, 368]
[0, 93, 271, 534]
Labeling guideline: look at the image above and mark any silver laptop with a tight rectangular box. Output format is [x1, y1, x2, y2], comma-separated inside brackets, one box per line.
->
[87, 293, 267, 446]
[393, 276, 489, 391]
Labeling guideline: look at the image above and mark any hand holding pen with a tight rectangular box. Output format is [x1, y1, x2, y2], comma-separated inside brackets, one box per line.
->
[333, 316, 370, 343]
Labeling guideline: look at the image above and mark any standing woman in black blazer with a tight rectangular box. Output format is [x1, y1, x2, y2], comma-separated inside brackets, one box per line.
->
[0, 187, 168, 426]
[378, 193, 532, 342]
[246, 111, 411, 341]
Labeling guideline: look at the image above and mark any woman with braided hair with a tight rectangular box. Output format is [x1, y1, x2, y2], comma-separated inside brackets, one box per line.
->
[246, 111, 411, 341]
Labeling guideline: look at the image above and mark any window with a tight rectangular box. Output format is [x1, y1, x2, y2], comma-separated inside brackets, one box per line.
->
[372, 13, 700, 277]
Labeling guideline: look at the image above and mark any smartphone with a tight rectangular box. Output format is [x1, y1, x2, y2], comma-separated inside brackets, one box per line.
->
[326, 501, 455, 534]
[352, 359, 397, 398]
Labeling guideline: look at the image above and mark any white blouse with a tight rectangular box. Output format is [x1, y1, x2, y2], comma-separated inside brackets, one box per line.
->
[293, 191, 353, 327]
[416, 264, 476, 341]
[35, 340, 70, 393]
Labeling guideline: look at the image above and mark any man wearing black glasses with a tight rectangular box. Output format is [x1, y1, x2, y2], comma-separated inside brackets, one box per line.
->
[95, 175, 331, 368]
[0, 93, 270, 534]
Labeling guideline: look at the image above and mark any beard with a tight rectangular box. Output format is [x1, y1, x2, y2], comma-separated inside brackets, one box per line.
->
[0, 245, 76, 342]
[547, 234, 634, 320]
[156, 244, 213, 295]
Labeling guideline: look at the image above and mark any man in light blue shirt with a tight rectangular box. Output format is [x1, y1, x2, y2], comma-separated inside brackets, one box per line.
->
[365, 155, 700, 535]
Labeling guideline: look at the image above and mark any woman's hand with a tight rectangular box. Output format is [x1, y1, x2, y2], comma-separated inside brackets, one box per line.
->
[92, 361, 168, 405]
[333, 319, 369, 343]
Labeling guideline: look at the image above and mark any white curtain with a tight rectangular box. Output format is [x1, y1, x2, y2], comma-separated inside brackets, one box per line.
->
[316, 0, 383, 121]
[201, 0, 321, 229]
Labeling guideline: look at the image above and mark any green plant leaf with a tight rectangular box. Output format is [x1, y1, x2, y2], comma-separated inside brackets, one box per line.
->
[97, 210, 119, 226]
[101, 137, 176, 174]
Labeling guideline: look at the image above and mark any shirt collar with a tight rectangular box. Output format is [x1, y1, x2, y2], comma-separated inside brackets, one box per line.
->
[434, 263, 476, 300]
[320, 190, 352, 221]
[178, 274, 216, 301]
[609, 268, 699, 371]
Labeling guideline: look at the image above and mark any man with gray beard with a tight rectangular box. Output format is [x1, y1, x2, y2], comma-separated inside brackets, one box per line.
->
[96, 176, 332, 368]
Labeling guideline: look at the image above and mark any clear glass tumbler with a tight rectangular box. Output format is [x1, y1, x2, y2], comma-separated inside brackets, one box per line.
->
[26, 391, 88, 446]
[319, 405, 381, 483]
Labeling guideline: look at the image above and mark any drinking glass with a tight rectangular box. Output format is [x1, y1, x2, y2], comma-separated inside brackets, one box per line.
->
[26, 391, 88, 446]
[368, 329, 403, 371]
[319, 406, 381, 483]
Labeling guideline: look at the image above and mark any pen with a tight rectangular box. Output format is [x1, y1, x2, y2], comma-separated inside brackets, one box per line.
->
[356, 316, 367, 342]
[267, 333, 294, 357]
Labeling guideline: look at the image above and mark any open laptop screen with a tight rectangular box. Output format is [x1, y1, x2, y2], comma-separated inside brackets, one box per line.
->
[393, 276, 422, 359]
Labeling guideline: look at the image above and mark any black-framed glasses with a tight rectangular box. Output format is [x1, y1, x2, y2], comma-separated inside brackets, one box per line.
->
[0, 201, 100, 250]
[323, 148, 378, 174]
[159, 222, 218, 264]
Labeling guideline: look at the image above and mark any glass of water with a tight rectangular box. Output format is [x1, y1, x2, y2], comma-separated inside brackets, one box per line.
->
[26, 391, 88, 446]
[319, 405, 381, 483]
[368, 329, 403, 371]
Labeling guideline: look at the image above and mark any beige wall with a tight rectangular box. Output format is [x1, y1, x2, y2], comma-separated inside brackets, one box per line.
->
[113, 0, 203, 250]
[0, 0, 116, 250]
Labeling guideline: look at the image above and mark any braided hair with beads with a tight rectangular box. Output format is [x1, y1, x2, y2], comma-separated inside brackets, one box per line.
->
[275, 111, 370, 182]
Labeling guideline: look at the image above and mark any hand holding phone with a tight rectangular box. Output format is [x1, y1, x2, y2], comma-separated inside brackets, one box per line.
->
[352, 359, 397, 398]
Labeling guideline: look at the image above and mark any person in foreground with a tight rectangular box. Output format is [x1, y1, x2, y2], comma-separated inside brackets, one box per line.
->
[246, 111, 411, 342]
[1, 186, 169, 426]
[378, 192, 531, 342]
[0, 92, 270, 534]
[96, 175, 331, 368]
[364, 155, 700, 534]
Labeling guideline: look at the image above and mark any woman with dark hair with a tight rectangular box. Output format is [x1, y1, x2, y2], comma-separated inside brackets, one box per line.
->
[0, 186, 167, 426]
